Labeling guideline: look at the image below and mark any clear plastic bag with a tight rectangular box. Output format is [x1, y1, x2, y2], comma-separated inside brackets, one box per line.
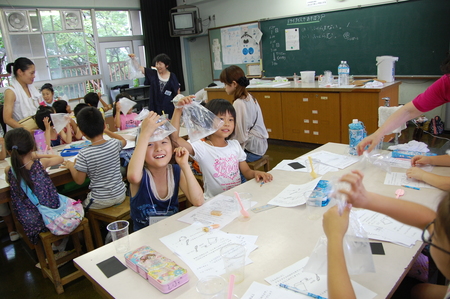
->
[304, 209, 375, 275]
[118, 97, 136, 115]
[360, 150, 392, 173]
[136, 115, 176, 142]
[50, 113, 71, 134]
[127, 57, 145, 80]
[181, 101, 224, 142]
[134, 108, 150, 121]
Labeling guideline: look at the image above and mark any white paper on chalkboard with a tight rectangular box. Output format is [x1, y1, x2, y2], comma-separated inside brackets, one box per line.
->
[247, 63, 261, 78]
[285, 28, 299, 51]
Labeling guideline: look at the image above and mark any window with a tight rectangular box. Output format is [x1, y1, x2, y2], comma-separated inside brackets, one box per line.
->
[0, 8, 142, 99]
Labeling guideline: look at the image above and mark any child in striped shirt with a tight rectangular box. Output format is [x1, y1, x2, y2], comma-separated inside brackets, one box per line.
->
[62, 107, 127, 210]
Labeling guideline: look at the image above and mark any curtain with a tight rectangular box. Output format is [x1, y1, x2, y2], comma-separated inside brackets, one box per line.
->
[140, 0, 185, 91]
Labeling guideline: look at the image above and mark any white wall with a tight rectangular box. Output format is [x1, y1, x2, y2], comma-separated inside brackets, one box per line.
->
[179, 0, 443, 120]
[0, 0, 140, 9]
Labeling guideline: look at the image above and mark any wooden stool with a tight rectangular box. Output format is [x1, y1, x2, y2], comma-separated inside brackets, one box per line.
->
[35, 218, 94, 294]
[87, 197, 131, 248]
[247, 155, 270, 172]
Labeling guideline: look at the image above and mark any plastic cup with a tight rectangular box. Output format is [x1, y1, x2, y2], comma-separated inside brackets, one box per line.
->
[221, 243, 246, 284]
[306, 191, 327, 220]
[196, 275, 227, 299]
[235, 192, 252, 221]
[106, 220, 130, 254]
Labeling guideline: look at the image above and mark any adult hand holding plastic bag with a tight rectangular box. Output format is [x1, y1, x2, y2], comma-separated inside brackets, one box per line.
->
[50, 113, 71, 134]
[118, 97, 136, 115]
[127, 55, 145, 80]
[175, 99, 224, 142]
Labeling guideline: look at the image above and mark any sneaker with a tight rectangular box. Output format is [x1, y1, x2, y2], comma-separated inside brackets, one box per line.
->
[9, 231, 19, 242]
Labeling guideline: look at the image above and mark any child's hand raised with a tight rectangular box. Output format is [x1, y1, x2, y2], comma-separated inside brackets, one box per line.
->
[174, 147, 189, 166]
[174, 95, 195, 108]
[254, 170, 273, 184]
[43, 117, 51, 129]
[140, 111, 166, 137]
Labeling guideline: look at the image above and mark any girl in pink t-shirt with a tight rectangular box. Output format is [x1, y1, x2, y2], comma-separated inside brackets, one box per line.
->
[113, 93, 141, 130]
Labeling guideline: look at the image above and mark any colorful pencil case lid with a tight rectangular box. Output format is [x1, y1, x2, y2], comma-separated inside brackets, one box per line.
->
[124, 246, 189, 293]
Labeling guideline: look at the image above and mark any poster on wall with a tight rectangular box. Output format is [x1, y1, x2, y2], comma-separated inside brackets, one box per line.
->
[220, 23, 262, 65]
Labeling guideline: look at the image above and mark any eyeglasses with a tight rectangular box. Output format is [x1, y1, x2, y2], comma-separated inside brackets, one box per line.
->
[421, 219, 450, 255]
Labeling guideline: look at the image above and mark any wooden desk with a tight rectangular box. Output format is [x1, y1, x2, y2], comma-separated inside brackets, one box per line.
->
[74, 142, 444, 299]
[206, 82, 400, 144]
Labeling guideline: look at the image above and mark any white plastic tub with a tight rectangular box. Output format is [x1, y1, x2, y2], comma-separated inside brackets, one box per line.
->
[300, 71, 315, 83]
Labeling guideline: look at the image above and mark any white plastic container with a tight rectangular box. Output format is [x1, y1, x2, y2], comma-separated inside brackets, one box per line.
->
[376, 56, 399, 82]
[300, 71, 315, 83]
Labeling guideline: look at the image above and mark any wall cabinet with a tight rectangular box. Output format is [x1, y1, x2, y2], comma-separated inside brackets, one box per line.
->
[206, 82, 400, 144]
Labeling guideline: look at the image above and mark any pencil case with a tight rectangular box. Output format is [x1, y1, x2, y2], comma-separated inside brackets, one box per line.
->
[69, 140, 91, 149]
[391, 150, 436, 159]
[60, 148, 80, 157]
[124, 246, 189, 293]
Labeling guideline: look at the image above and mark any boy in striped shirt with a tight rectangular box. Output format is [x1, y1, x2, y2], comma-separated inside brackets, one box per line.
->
[63, 107, 127, 210]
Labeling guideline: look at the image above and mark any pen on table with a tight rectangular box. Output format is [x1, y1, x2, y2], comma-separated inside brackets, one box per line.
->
[260, 181, 265, 187]
[202, 224, 220, 232]
[402, 185, 420, 190]
[279, 283, 327, 299]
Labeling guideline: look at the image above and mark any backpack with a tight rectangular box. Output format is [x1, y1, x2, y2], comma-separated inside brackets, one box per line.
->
[429, 116, 444, 135]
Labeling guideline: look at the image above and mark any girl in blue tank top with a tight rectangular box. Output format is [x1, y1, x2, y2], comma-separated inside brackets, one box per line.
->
[127, 111, 204, 231]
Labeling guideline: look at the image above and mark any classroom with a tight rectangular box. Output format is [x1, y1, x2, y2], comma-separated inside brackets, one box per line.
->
[0, 0, 449, 298]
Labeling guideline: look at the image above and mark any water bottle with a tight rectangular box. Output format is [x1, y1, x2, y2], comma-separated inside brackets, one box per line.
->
[34, 129, 47, 153]
[348, 119, 366, 155]
[338, 61, 350, 86]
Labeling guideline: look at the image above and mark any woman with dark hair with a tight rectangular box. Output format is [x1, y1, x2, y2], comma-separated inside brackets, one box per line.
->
[357, 53, 450, 155]
[3, 57, 40, 131]
[128, 53, 180, 118]
[220, 65, 269, 162]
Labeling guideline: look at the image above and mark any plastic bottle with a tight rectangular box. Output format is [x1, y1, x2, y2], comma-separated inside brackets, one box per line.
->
[338, 60, 350, 86]
[34, 129, 47, 154]
[348, 119, 366, 155]
[293, 73, 298, 86]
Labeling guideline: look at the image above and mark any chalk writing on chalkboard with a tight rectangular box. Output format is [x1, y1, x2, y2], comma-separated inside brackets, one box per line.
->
[261, 0, 450, 77]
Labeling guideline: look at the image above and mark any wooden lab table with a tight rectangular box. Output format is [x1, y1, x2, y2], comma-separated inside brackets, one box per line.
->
[206, 81, 400, 144]
[74, 142, 445, 299]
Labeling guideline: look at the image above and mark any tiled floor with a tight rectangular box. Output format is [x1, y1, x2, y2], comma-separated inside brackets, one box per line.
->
[1, 126, 448, 298]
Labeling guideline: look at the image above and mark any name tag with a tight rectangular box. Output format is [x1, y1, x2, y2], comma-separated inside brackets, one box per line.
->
[164, 90, 172, 96]
[149, 216, 169, 225]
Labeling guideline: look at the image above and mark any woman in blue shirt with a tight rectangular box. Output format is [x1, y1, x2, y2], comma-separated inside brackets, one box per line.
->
[129, 53, 180, 118]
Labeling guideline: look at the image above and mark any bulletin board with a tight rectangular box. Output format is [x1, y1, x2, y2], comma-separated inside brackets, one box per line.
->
[208, 21, 262, 80]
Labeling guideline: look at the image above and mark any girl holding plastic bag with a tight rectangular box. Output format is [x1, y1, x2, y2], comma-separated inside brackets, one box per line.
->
[127, 112, 204, 231]
[34, 106, 72, 147]
[113, 93, 141, 130]
[171, 97, 273, 200]
[5, 128, 64, 244]
[220, 65, 268, 162]
[323, 170, 449, 299]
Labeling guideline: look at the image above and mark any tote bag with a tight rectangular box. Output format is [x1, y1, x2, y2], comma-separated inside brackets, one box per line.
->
[12, 170, 84, 235]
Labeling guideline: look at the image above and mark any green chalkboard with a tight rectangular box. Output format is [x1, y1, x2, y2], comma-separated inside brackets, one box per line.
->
[208, 22, 261, 80]
[260, 0, 450, 77]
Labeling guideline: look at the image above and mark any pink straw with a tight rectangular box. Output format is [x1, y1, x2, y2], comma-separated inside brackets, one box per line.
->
[227, 274, 235, 299]
[235, 192, 250, 218]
